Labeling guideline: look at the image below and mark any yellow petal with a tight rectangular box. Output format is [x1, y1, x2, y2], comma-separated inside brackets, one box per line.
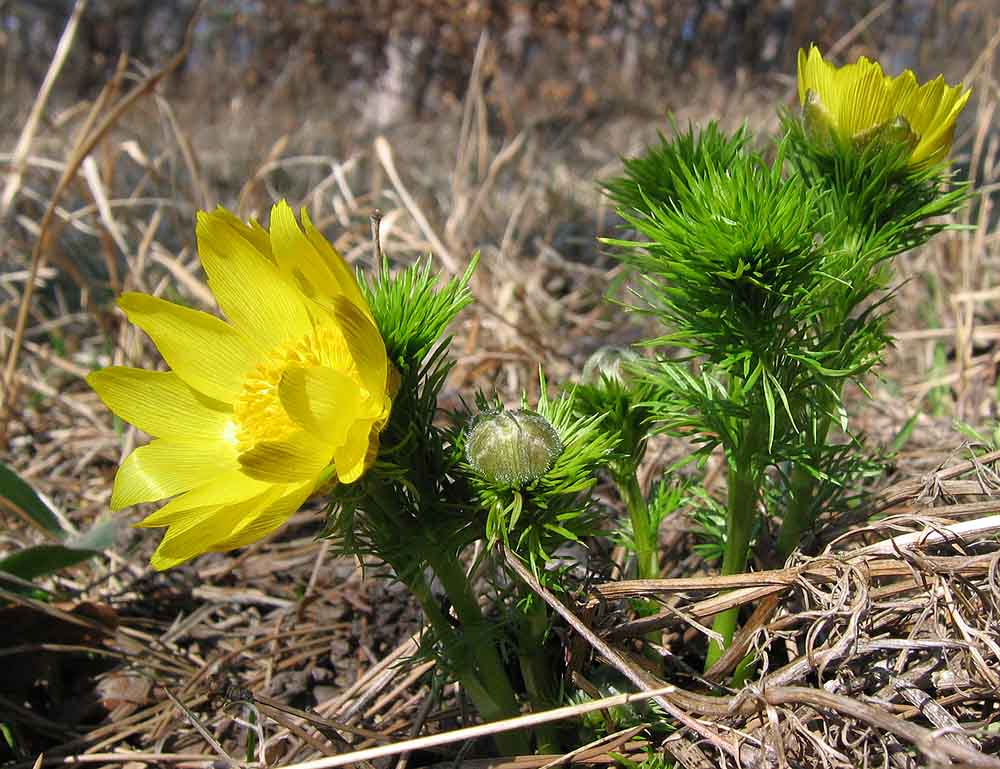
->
[279, 366, 363, 443]
[332, 296, 388, 397]
[148, 505, 226, 570]
[299, 207, 372, 318]
[886, 69, 920, 121]
[799, 45, 842, 113]
[196, 209, 313, 349]
[238, 430, 332, 482]
[111, 437, 238, 509]
[118, 292, 255, 403]
[796, 47, 808, 105]
[907, 80, 970, 166]
[840, 64, 891, 138]
[148, 480, 314, 569]
[147, 484, 282, 569]
[334, 419, 377, 484]
[87, 368, 231, 440]
[269, 201, 345, 302]
[205, 206, 274, 263]
[136, 468, 269, 527]
[210, 480, 314, 550]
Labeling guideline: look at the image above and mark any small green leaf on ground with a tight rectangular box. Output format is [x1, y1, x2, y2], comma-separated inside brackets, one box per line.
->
[0, 544, 98, 581]
[0, 462, 64, 538]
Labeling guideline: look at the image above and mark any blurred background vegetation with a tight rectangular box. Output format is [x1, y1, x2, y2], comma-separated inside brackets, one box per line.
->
[2, 2, 989, 126]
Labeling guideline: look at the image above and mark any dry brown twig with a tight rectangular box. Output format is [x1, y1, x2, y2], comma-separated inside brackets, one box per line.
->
[0, 0, 89, 219]
[268, 687, 679, 769]
[545, 449, 1000, 767]
[0, 4, 202, 441]
[374, 135, 459, 273]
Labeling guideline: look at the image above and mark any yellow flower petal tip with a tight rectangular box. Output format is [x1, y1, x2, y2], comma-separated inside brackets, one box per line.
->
[797, 44, 971, 168]
[90, 202, 395, 570]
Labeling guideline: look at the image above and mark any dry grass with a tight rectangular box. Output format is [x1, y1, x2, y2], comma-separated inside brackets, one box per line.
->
[1, 2, 999, 768]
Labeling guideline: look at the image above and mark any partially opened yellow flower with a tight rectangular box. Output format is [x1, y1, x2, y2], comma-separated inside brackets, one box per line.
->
[797, 44, 970, 167]
[88, 202, 394, 570]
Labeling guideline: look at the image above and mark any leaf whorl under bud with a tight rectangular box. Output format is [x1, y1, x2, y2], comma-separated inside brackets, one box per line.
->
[465, 409, 563, 487]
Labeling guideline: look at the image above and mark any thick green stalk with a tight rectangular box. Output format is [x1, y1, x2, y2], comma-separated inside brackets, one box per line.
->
[407, 573, 526, 755]
[617, 468, 663, 664]
[423, 554, 530, 756]
[776, 460, 819, 559]
[705, 457, 758, 668]
[776, 407, 834, 560]
[619, 470, 659, 582]
[515, 594, 561, 753]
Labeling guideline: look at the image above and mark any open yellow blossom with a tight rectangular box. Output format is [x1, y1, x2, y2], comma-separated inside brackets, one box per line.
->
[88, 202, 394, 570]
[797, 44, 970, 167]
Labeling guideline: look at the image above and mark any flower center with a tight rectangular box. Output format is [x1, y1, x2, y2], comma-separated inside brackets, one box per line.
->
[232, 325, 356, 451]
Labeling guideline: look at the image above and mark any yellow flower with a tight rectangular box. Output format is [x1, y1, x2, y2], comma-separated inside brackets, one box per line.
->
[88, 202, 394, 570]
[797, 45, 970, 167]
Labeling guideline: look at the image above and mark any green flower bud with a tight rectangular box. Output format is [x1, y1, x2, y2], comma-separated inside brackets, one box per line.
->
[853, 114, 920, 156]
[466, 409, 563, 486]
[801, 89, 837, 146]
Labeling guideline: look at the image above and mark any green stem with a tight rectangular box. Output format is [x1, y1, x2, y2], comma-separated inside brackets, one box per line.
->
[705, 457, 758, 668]
[620, 470, 659, 582]
[423, 554, 530, 756]
[776, 411, 833, 560]
[776, 462, 817, 559]
[515, 594, 561, 753]
[406, 574, 515, 745]
[617, 468, 663, 665]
